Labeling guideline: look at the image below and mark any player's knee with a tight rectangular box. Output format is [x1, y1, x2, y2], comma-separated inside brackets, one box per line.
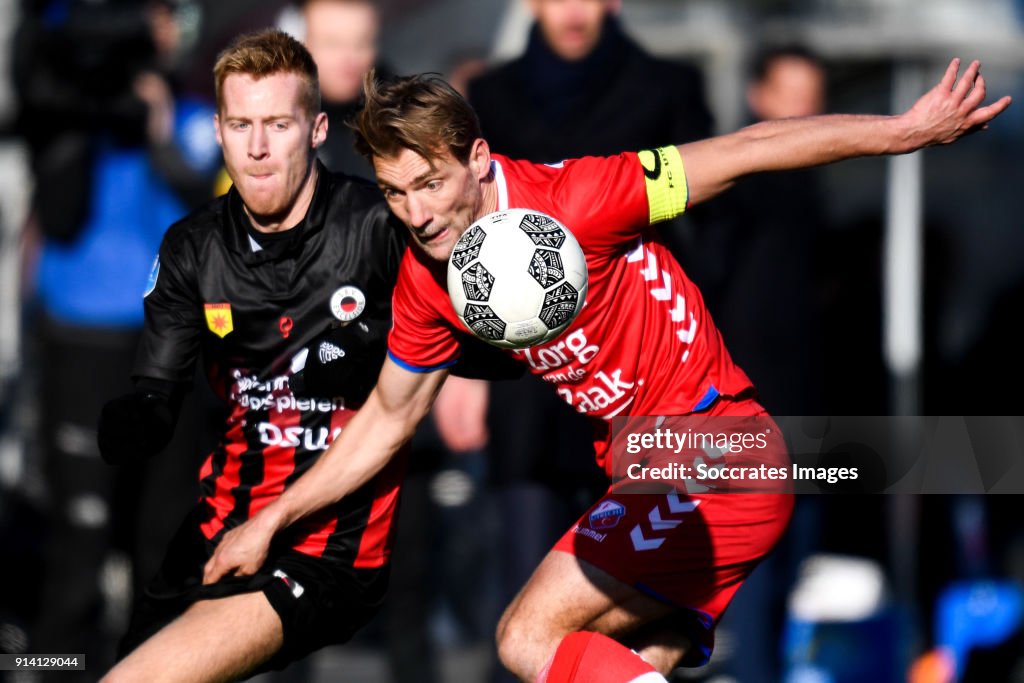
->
[495, 610, 523, 673]
[496, 608, 556, 680]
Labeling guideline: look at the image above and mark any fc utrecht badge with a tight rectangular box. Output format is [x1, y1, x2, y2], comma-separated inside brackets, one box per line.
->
[204, 303, 234, 338]
[589, 500, 626, 530]
[330, 286, 366, 322]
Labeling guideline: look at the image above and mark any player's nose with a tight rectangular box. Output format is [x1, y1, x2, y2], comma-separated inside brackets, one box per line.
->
[407, 194, 432, 229]
[248, 125, 269, 160]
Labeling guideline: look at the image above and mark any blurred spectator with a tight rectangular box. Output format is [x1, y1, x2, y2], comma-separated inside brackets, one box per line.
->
[14, 0, 219, 675]
[696, 45, 828, 415]
[0, 0, 30, 399]
[466, 2, 713, 680]
[1, 1, 39, 663]
[300, 0, 391, 177]
[469, 0, 711, 160]
[446, 49, 489, 98]
[747, 45, 826, 120]
[183, 0, 292, 100]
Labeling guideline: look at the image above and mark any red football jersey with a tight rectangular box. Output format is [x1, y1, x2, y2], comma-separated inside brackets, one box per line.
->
[388, 149, 753, 474]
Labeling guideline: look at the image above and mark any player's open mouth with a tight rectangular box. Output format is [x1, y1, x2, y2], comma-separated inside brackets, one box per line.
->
[420, 228, 448, 243]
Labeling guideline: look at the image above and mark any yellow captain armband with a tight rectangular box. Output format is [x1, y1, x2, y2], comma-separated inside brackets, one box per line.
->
[637, 146, 688, 224]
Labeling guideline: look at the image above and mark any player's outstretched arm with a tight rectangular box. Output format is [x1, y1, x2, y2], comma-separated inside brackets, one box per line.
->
[679, 58, 1012, 206]
[202, 358, 448, 583]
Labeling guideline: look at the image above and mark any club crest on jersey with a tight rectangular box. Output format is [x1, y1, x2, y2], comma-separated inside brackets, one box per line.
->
[204, 303, 233, 338]
[589, 500, 626, 530]
[330, 286, 366, 322]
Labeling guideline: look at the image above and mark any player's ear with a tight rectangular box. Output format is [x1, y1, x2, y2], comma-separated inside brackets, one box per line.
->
[214, 113, 223, 147]
[311, 112, 328, 149]
[467, 138, 491, 182]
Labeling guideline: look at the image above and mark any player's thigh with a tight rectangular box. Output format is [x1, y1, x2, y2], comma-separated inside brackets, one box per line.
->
[501, 488, 792, 673]
[102, 591, 283, 683]
[497, 549, 677, 677]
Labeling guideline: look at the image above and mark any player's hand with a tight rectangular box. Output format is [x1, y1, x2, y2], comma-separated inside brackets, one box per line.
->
[432, 375, 488, 452]
[901, 58, 1012, 150]
[97, 391, 175, 465]
[202, 514, 277, 584]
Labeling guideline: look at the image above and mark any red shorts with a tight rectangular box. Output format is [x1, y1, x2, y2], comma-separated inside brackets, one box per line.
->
[553, 396, 794, 665]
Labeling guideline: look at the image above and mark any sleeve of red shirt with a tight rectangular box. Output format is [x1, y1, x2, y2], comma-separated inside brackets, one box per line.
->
[546, 152, 653, 253]
[386, 252, 461, 372]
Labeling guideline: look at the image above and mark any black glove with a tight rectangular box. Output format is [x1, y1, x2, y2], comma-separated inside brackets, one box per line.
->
[290, 321, 387, 401]
[97, 380, 179, 465]
[450, 335, 525, 381]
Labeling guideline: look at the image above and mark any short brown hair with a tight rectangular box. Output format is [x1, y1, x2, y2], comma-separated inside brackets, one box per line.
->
[213, 29, 320, 116]
[353, 71, 482, 164]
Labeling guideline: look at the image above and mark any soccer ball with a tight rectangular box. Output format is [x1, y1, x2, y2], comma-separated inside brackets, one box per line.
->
[447, 209, 588, 349]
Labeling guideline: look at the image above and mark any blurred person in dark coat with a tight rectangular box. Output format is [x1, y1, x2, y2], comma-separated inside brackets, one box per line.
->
[300, 0, 390, 178]
[697, 45, 828, 416]
[469, 0, 711, 161]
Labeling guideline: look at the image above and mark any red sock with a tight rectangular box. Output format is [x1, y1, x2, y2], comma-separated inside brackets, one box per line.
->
[536, 631, 668, 683]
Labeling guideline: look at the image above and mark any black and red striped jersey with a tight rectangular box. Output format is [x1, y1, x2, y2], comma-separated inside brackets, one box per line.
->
[134, 162, 408, 565]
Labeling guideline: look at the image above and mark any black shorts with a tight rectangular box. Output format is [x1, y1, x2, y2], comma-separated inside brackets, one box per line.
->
[118, 507, 389, 672]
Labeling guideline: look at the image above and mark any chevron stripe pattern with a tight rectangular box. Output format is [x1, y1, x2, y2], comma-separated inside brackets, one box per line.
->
[626, 239, 697, 362]
[629, 495, 701, 552]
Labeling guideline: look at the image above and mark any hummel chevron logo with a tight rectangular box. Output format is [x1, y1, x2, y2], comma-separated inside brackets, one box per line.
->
[667, 493, 700, 514]
[648, 506, 681, 531]
[630, 495, 702, 552]
[630, 525, 665, 551]
[318, 341, 345, 364]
